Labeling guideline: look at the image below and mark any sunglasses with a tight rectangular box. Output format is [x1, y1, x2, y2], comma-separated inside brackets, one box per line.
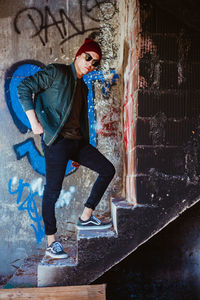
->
[84, 52, 100, 67]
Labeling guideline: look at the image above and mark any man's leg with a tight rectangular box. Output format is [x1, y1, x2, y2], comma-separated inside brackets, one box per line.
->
[75, 143, 115, 228]
[42, 138, 79, 244]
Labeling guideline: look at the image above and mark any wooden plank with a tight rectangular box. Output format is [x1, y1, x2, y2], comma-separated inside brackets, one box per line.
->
[0, 284, 106, 300]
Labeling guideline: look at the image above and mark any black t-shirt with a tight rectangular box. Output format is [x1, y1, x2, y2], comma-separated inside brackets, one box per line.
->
[60, 79, 83, 140]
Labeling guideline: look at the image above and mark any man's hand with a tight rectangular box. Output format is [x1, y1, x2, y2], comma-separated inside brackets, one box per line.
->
[26, 109, 44, 134]
[72, 161, 80, 168]
[31, 121, 44, 135]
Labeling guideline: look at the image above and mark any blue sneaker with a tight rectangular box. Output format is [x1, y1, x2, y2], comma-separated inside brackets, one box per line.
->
[45, 241, 68, 259]
[77, 215, 112, 230]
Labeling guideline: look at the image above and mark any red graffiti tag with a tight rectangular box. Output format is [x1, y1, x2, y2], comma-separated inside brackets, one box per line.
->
[96, 107, 119, 137]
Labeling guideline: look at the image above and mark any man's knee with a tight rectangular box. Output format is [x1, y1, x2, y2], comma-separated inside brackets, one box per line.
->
[105, 162, 115, 178]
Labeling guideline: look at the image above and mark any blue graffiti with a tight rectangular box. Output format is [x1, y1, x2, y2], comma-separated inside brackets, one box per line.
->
[8, 178, 45, 244]
[14, 138, 75, 176]
[4, 60, 45, 133]
[14, 138, 46, 175]
[83, 69, 119, 143]
[5, 61, 119, 176]
[84, 69, 119, 98]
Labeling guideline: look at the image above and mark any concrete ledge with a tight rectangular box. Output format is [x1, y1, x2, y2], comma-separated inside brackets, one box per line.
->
[77, 228, 117, 240]
[111, 197, 135, 234]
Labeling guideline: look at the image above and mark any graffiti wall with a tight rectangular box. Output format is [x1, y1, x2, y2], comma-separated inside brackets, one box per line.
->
[0, 0, 122, 280]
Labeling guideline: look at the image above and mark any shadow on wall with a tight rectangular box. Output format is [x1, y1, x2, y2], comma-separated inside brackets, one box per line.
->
[122, 40, 129, 75]
[151, 0, 200, 32]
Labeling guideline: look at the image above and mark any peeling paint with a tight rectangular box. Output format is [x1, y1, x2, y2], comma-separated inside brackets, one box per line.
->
[55, 186, 76, 209]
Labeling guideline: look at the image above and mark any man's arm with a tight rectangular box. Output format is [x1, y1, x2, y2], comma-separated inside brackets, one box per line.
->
[17, 64, 57, 134]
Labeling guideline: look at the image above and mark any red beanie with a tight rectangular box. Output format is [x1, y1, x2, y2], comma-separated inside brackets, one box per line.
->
[75, 39, 102, 60]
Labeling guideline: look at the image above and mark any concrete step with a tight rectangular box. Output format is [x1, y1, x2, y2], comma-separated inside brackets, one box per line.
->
[7, 195, 200, 288]
[4, 254, 43, 288]
[38, 227, 117, 287]
[4, 239, 77, 289]
[37, 199, 166, 287]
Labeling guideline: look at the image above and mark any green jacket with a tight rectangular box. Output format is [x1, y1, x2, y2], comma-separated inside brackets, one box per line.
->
[17, 62, 89, 146]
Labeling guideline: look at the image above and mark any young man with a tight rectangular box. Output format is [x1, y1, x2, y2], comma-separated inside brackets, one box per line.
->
[17, 39, 115, 259]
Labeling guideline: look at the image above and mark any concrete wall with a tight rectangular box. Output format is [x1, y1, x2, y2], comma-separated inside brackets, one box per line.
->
[0, 0, 122, 279]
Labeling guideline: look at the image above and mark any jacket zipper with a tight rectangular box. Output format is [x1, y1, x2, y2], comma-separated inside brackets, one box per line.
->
[46, 80, 77, 146]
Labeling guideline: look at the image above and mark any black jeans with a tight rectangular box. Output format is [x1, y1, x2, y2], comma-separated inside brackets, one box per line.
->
[42, 137, 115, 235]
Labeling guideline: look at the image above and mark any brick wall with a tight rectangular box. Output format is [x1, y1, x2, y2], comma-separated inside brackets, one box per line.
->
[123, 0, 200, 204]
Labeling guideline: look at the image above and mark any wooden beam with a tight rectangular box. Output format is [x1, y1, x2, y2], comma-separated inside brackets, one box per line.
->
[0, 284, 106, 300]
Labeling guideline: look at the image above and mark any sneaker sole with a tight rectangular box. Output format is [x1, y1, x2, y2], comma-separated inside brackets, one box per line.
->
[76, 223, 112, 230]
[45, 251, 68, 259]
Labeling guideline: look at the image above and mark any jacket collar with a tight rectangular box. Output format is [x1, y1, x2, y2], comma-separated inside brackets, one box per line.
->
[70, 62, 77, 80]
